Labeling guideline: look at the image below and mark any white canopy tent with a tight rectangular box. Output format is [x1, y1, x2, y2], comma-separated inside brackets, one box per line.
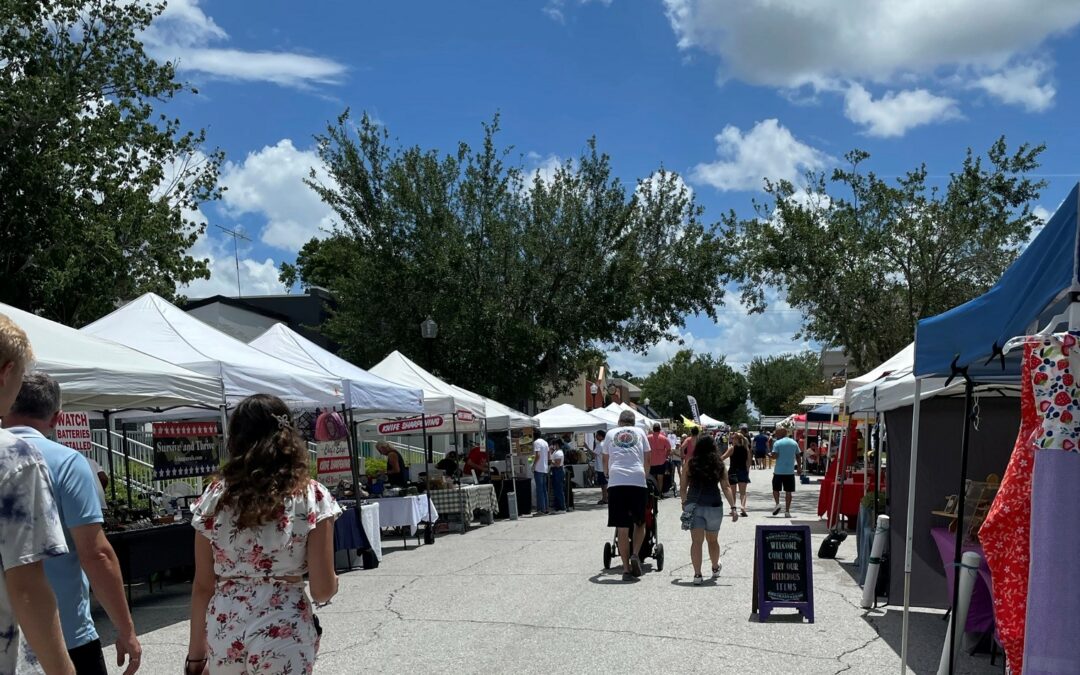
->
[474, 395, 536, 431]
[535, 404, 608, 433]
[698, 413, 724, 429]
[1, 302, 223, 411]
[368, 351, 486, 417]
[82, 293, 342, 407]
[587, 407, 620, 429]
[842, 343, 914, 406]
[250, 324, 423, 416]
[604, 402, 654, 429]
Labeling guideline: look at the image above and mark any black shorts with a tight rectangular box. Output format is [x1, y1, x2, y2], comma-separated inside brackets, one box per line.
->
[649, 464, 667, 477]
[607, 485, 648, 528]
[772, 474, 796, 493]
[69, 639, 107, 675]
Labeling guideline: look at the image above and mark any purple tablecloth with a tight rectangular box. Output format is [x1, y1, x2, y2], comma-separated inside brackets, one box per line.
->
[930, 527, 995, 634]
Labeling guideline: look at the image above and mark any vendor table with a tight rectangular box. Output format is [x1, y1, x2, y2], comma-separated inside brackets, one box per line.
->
[930, 527, 995, 634]
[373, 495, 439, 547]
[107, 522, 195, 604]
[427, 484, 498, 530]
[333, 503, 382, 571]
[818, 470, 884, 528]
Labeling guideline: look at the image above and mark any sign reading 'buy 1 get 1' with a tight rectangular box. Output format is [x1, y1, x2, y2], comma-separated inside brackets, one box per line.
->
[752, 525, 815, 623]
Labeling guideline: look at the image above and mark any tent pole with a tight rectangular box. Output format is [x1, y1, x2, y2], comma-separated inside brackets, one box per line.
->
[342, 404, 363, 503]
[803, 414, 810, 474]
[900, 378, 923, 674]
[422, 413, 434, 545]
[104, 411, 117, 503]
[863, 416, 869, 496]
[946, 377, 975, 675]
[828, 413, 847, 531]
[121, 426, 133, 511]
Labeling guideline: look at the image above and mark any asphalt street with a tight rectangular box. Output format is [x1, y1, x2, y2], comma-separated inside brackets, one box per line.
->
[100, 474, 999, 674]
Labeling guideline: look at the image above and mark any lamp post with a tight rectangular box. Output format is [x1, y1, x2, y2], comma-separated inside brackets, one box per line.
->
[668, 400, 673, 420]
[419, 316, 438, 545]
[420, 317, 438, 371]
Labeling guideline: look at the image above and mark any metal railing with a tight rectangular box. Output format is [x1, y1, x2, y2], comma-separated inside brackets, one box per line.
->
[358, 439, 442, 468]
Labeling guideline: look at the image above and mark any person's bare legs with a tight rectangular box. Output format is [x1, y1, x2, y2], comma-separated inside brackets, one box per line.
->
[617, 527, 631, 573]
[601, 483, 608, 503]
[705, 530, 720, 572]
[690, 528, 704, 577]
[738, 483, 748, 511]
[785, 490, 793, 513]
[631, 521, 646, 561]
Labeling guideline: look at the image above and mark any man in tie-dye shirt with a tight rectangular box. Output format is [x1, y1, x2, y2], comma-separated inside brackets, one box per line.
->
[0, 313, 73, 674]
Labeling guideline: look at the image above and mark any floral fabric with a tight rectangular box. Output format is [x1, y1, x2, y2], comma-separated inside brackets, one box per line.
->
[191, 479, 341, 673]
[207, 579, 319, 674]
[191, 479, 342, 578]
[981, 343, 1039, 675]
[1030, 332, 1080, 452]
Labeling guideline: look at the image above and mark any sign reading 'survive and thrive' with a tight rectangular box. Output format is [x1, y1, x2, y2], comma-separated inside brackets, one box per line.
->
[152, 421, 221, 480]
[752, 525, 815, 623]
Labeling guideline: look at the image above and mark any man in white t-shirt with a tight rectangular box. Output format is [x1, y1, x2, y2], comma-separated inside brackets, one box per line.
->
[602, 410, 651, 577]
[531, 429, 550, 516]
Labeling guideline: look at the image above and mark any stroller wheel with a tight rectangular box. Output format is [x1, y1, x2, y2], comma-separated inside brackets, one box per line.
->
[655, 543, 665, 571]
[603, 542, 613, 570]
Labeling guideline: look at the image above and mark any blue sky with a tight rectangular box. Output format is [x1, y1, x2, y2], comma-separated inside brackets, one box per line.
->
[158, 0, 1080, 376]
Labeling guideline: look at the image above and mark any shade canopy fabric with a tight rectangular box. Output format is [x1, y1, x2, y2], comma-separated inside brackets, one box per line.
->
[799, 394, 842, 407]
[915, 183, 1080, 379]
[250, 324, 422, 416]
[698, 413, 724, 429]
[1, 302, 223, 411]
[535, 404, 608, 433]
[479, 396, 536, 431]
[606, 402, 655, 429]
[843, 343, 914, 404]
[368, 351, 486, 417]
[82, 293, 342, 406]
[850, 372, 1018, 413]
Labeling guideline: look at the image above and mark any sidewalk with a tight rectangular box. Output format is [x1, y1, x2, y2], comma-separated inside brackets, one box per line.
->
[101, 473, 998, 674]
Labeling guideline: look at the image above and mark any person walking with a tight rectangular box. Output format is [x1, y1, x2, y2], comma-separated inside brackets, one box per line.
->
[602, 411, 651, 578]
[592, 430, 609, 505]
[727, 433, 752, 517]
[550, 441, 566, 513]
[531, 430, 550, 516]
[669, 433, 684, 495]
[0, 314, 75, 675]
[769, 422, 802, 518]
[186, 394, 342, 674]
[752, 428, 769, 470]
[646, 423, 671, 498]
[679, 435, 738, 585]
[5, 373, 142, 675]
[679, 427, 699, 463]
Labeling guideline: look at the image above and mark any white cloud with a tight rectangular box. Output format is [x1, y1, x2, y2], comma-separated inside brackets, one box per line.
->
[219, 139, 336, 252]
[690, 119, 830, 192]
[662, 0, 1080, 88]
[1033, 205, 1052, 223]
[182, 226, 287, 298]
[606, 292, 811, 377]
[543, 0, 613, 23]
[142, 0, 346, 87]
[527, 152, 565, 186]
[843, 83, 961, 137]
[973, 61, 1056, 112]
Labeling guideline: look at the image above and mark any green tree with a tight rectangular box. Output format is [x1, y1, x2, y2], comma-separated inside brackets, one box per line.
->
[722, 139, 1045, 372]
[0, 0, 222, 325]
[284, 112, 730, 405]
[747, 351, 826, 415]
[639, 349, 748, 423]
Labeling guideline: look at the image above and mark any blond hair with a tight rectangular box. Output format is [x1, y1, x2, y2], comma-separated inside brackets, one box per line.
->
[0, 313, 33, 369]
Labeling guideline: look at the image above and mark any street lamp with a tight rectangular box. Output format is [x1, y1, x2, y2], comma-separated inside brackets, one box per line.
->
[419, 316, 438, 545]
[644, 398, 651, 407]
[420, 317, 438, 340]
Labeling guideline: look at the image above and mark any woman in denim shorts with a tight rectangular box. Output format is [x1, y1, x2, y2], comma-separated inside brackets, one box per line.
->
[679, 435, 738, 585]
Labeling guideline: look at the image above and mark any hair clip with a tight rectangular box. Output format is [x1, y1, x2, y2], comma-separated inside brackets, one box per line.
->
[272, 413, 292, 430]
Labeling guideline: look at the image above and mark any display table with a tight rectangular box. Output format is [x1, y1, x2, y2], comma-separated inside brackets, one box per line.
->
[568, 464, 590, 488]
[427, 485, 498, 530]
[373, 495, 438, 547]
[333, 503, 382, 571]
[493, 477, 533, 519]
[107, 522, 195, 604]
[818, 477, 870, 528]
[930, 527, 995, 634]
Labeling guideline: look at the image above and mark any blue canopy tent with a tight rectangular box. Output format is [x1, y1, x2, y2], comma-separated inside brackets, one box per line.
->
[901, 184, 1080, 673]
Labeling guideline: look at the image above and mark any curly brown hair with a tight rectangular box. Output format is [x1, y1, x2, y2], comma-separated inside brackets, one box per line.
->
[215, 394, 311, 530]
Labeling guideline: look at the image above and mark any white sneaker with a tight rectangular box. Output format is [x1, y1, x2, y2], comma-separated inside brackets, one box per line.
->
[711, 564, 721, 579]
[693, 574, 703, 586]
[784, 511, 791, 518]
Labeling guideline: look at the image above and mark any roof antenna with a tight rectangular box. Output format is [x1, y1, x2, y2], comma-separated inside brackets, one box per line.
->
[214, 224, 252, 297]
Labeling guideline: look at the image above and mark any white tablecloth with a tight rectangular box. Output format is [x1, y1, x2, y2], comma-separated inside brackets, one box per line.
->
[374, 496, 439, 535]
[360, 503, 382, 561]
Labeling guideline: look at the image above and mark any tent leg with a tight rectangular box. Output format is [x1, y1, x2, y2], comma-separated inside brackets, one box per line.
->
[900, 378, 922, 674]
[104, 411, 117, 503]
[946, 378, 975, 675]
[422, 415, 434, 545]
[122, 427, 133, 511]
[342, 404, 363, 502]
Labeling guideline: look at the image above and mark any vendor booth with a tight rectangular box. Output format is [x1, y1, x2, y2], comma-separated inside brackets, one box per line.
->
[894, 183, 1080, 674]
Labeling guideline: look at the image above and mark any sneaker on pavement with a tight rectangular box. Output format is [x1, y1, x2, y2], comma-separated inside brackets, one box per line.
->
[693, 574, 703, 586]
[740, 509, 748, 517]
[784, 511, 791, 518]
[772, 506, 782, 516]
[711, 564, 721, 579]
[630, 556, 642, 578]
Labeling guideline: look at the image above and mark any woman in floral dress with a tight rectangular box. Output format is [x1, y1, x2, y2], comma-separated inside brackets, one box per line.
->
[185, 394, 342, 674]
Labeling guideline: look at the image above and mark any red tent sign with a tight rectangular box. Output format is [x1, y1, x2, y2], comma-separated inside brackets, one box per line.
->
[378, 415, 444, 435]
[456, 410, 475, 423]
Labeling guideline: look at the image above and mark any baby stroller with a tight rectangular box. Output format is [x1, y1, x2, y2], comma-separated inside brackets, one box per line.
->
[602, 477, 664, 572]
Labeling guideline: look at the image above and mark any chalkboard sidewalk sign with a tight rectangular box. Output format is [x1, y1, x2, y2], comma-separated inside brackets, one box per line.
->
[752, 524, 815, 623]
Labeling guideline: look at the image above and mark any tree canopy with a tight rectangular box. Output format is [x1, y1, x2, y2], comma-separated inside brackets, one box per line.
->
[638, 349, 749, 424]
[0, 0, 221, 325]
[721, 139, 1045, 372]
[746, 351, 826, 415]
[282, 112, 730, 405]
